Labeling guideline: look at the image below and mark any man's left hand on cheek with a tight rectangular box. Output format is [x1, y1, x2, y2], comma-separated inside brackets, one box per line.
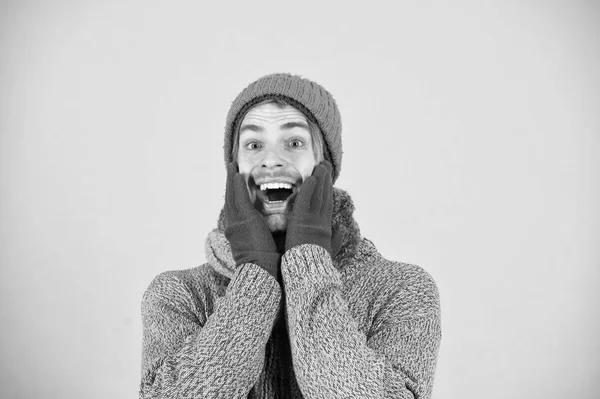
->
[285, 160, 337, 257]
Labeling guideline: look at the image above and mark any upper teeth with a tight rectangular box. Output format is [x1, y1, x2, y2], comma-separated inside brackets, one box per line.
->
[260, 182, 293, 191]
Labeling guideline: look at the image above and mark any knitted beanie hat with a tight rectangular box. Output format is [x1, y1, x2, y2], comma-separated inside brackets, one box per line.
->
[223, 73, 343, 183]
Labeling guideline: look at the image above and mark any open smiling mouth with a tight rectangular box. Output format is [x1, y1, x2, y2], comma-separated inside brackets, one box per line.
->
[254, 182, 297, 207]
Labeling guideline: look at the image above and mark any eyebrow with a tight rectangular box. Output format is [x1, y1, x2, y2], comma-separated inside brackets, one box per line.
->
[239, 121, 310, 135]
[281, 121, 309, 131]
[239, 124, 264, 134]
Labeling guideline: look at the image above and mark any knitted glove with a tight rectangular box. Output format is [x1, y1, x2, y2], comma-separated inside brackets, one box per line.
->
[285, 161, 335, 255]
[224, 161, 280, 279]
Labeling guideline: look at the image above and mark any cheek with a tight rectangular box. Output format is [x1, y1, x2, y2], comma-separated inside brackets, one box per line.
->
[296, 158, 318, 181]
[236, 153, 253, 175]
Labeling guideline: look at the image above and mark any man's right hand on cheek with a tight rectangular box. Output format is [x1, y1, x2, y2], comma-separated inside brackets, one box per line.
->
[223, 161, 281, 280]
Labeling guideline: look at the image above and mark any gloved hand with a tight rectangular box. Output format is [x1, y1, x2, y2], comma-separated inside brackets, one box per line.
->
[224, 161, 280, 279]
[285, 160, 336, 256]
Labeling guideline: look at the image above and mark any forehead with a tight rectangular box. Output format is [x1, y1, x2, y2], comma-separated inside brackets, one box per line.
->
[241, 102, 308, 126]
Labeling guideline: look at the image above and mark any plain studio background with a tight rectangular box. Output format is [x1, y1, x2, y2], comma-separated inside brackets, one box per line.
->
[1, 1, 598, 398]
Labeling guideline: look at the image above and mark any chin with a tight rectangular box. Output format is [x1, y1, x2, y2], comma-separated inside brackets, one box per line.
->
[264, 214, 288, 233]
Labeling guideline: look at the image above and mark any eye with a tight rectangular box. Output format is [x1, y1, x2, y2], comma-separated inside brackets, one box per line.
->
[245, 141, 262, 150]
[289, 139, 303, 148]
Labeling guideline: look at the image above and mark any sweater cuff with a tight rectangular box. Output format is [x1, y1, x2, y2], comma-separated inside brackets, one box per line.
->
[281, 244, 341, 289]
[227, 263, 282, 320]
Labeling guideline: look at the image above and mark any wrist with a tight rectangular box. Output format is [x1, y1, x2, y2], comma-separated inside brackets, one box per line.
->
[235, 250, 281, 280]
[285, 226, 331, 254]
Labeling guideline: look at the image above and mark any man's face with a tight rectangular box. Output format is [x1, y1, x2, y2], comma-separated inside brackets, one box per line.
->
[237, 102, 318, 232]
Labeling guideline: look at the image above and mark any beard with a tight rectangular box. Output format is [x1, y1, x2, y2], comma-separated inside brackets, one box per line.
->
[252, 189, 297, 233]
[261, 214, 287, 254]
[263, 213, 288, 232]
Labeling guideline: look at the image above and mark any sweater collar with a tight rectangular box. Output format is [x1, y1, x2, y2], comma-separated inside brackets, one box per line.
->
[205, 187, 363, 279]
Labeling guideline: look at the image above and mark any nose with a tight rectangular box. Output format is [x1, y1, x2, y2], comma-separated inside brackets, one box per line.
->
[260, 148, 287, 170]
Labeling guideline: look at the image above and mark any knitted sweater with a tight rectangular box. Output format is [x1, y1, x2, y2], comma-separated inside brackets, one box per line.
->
[140, 188, 442, 398]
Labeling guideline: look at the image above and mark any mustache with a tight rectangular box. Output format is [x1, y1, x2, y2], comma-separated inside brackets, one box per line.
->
[249, 172, 302, 183]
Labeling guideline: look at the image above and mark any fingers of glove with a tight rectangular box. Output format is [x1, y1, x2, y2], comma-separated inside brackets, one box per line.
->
[322, 182, 333, 218]
[323, 160, 333, 179]
[310, 163, 327, 211]
[225, 162, 239, 214]
[321, 161, 334, 217]
[232, 173, 257, 219]
[296, 176, 317, 213]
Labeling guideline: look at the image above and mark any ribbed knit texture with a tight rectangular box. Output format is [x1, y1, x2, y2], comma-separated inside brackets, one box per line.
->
[223, 73, 343, 183]
[140, 188, 442, 398]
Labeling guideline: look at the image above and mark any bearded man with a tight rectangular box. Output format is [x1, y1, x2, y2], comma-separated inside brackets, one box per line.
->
[140, 73, 442, 398]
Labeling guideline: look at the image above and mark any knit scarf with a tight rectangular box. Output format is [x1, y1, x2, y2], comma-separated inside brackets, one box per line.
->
[205, 187, 363, 279]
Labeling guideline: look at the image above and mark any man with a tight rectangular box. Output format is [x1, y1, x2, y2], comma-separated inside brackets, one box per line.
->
[140, 73, 442, 398]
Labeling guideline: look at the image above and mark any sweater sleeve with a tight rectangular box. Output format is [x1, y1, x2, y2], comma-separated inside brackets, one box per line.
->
[140, 263, 282, 399]
[281, 244, 441, 399]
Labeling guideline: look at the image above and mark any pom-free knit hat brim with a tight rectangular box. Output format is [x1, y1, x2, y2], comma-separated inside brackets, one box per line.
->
[223, 73, 342, 183]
